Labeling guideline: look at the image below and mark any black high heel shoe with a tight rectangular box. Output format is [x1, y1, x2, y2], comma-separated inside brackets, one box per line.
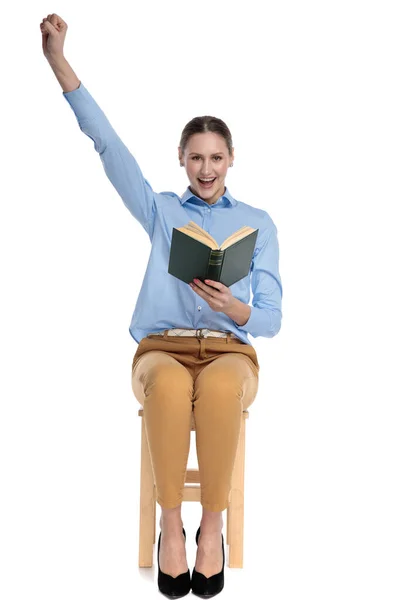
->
[191, 526, 225, 598]
[157, 527, 191, 598]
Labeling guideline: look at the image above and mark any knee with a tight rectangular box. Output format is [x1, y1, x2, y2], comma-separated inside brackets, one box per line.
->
[195, 376, 244, 407]
[144, 363, 194, 403]
[195, 357, 257, 406]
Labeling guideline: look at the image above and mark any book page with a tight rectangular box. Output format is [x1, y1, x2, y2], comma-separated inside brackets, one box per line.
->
[220, 226, 256, 250]
[176, 221, 218, 248]
[176, 221, 257, 251]
[184, 222, 217, 244]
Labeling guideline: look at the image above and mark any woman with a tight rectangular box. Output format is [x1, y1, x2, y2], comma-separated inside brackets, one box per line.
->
[40, 13, 283, 598]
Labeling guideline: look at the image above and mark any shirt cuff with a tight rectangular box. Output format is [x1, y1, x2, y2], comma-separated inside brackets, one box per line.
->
[62, 81, 105, 123]
[234, 305, 281, 338]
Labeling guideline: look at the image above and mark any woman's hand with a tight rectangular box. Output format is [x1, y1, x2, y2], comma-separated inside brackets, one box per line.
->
[189, 279, 236, 313]
[40, 13, 68, 61]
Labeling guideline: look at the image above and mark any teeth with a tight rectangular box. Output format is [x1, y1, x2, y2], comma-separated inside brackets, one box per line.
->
[199, 178, 215, 182]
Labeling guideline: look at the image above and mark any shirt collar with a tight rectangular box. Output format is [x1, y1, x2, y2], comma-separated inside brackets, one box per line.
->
[179, 185, 237, 207]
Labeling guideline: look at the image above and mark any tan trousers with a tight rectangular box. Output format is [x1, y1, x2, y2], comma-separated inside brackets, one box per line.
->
[131, 331, 260, 511]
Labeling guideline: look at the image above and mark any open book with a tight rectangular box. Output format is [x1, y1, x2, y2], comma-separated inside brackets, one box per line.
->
[168, 221, 258, 287]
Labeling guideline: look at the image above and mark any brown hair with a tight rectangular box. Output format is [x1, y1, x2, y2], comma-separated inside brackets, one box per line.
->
[179, 116, 233, 157]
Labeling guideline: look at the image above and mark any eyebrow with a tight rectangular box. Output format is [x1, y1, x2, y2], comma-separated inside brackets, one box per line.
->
[188, 152, 224, 156]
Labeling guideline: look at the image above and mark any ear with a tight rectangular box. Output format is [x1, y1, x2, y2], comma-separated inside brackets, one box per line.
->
[178, 146, 183, 163]
[230, 147, 235, 163]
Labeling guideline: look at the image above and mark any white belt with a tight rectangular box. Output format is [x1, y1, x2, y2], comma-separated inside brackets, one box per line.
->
[147, 328, 238, 339]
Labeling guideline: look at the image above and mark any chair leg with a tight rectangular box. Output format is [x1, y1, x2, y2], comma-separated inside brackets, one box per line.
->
[139, 416, 155, 567]
[226, 500, 230, 546]
[153, 487, 156, 544]
[227, 415, 246, 568]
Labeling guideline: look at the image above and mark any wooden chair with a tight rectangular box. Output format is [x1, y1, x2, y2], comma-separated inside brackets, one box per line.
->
[138, 408, 249, 569]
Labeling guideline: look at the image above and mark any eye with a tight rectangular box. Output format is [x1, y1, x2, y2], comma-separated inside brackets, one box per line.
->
[191, 155, 223, 161]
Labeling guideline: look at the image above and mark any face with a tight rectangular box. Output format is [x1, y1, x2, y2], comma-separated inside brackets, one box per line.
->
[178, 132, 234, 205]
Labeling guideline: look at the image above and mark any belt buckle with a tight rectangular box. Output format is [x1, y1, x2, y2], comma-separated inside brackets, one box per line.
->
[196, 328, 209, 338]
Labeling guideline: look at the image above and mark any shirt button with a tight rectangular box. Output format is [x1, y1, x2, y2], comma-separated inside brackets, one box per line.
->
[197, 306, 202, 311]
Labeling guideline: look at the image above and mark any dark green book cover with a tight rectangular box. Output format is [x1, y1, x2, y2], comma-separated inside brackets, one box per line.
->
[168, 225, 258, 287]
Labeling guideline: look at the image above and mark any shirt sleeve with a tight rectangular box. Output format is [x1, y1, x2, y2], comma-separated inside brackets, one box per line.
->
[62, 81, 156, 239]
[234, 221, 283, 338]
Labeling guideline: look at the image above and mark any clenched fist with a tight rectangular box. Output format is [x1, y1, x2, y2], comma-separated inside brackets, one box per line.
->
[40, 13, 68, 61]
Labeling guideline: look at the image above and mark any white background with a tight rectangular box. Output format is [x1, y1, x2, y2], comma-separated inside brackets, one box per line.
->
[1, 1, 399, 598]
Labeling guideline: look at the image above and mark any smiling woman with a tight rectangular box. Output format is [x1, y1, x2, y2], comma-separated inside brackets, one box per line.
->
[178, 117, 235, 205]
[42, 12, 282, 598]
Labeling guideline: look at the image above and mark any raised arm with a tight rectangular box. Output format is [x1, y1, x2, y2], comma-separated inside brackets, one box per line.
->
[40, 14, 157, 239]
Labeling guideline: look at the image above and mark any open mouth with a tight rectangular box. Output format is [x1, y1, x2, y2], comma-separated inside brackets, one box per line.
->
[198, 177, 216, 188]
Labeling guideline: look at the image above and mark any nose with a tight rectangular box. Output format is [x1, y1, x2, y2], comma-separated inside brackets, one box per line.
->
[199, 159, 213, 176]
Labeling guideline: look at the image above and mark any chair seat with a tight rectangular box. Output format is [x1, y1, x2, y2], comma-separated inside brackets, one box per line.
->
[138, 409, 248, 430]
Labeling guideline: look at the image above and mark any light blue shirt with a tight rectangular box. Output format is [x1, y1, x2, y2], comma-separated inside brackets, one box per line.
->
[62, 82, 283, 346]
